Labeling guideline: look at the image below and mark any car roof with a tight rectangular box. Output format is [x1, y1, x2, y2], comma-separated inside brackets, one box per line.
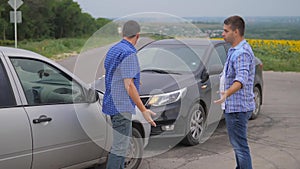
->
[148, 38, 225, 46]
[0, 46, 44, 60]
[0, 46, 89, 87]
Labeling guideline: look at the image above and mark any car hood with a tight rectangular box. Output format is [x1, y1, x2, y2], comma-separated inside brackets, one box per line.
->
[93, 72, 196, 96]
[139, 72, 195, 96]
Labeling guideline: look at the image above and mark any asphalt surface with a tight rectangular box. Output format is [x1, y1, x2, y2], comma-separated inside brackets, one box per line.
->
[57, 37, 154, 84]
[58, 44, 300, 169]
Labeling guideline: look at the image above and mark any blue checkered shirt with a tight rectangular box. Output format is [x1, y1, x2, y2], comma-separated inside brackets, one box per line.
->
[102, 39, 140, 115]
[224, 40, 255, 113]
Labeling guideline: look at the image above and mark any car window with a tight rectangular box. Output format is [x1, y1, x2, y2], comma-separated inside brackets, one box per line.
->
[0, 59, 16, 108]
[208, 47, 223, 67]
[215, 45, 227, 65]
[138, 45, 205, 72]
[10, 58, 86, 105]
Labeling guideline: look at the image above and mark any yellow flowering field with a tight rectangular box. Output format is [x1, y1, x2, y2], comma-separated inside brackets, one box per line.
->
[247, 39, 300, 71]
[247, 39, 300, 54]
[211, 38, 300, 71]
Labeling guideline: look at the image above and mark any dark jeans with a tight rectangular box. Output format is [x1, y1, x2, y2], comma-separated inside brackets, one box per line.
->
[224, 111, 253, 169]
[106, 112, 132, 169]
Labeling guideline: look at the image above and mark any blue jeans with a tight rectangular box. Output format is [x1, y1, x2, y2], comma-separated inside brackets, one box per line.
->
[106, 112, 132, 169]
[224, 111, 253, 169]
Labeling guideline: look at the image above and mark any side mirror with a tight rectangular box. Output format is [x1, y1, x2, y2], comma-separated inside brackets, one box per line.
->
[87, 88, 99, 103]
[201, 71, 209, 83]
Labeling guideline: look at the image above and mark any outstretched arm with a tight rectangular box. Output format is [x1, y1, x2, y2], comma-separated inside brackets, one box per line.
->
[124, 78, 157, 127]
[214, 81, 242, 104]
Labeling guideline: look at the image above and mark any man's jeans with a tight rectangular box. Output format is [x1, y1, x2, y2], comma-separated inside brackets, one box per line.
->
[106, 112, 132, 169]
[224, 111, 253, 169]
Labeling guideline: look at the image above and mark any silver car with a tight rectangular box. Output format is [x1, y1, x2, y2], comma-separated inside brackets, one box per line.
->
[0, 46, 149, 169]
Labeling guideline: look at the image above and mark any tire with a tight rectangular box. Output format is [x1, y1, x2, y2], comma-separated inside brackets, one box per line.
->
[181, 103, 206, 146]
[124, 128, 143, 169]
[251, 86, 261, 120]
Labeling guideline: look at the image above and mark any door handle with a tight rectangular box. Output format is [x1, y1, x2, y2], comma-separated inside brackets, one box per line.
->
[33, 115, 52, 124]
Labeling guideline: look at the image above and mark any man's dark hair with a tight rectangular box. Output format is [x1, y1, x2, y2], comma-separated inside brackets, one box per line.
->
[122, 20, 140, 38]
[224, 15, 245, 36]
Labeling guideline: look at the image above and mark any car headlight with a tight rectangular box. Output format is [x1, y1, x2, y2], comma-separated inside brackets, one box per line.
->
[147, 88, 187, 106]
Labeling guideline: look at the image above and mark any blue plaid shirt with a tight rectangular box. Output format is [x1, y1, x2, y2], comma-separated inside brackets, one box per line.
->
[102, 39, 140, 115]
[224, 40, 255, 113]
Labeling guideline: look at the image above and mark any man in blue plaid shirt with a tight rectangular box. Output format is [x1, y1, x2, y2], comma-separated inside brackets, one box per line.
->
[103, 20, 156, 169]
[215, 16, 255, 169]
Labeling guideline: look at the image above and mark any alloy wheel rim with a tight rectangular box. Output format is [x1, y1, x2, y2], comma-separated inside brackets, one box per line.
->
[190, 109, 204, 140]
[124, 137, 138, 168]
[253, 90, 260, 116]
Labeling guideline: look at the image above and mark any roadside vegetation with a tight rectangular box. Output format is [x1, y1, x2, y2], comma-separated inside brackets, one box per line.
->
[16, 35, 120, 60]
[248, 39, 300, 72]
[18, 38, 87, 60]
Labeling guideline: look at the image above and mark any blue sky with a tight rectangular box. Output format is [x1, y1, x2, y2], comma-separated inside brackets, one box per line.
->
[73, 0, 300, 18]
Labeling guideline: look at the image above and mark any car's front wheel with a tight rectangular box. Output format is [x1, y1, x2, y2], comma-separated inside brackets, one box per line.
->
[124, 127, 143, 169]
[181, 103, 206, 146]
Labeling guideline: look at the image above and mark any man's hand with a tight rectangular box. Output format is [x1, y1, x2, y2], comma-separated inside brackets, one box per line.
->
[124, 78, 157, 127]
[214, 91, 227, 104]
[142, 109, 157, 127]
[214, 81, 242, 105]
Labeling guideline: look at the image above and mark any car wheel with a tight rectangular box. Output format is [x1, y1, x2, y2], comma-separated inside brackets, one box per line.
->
[124, 128, 143, 169]
[181, 103, 206, 146]
[251, 86, 261, 120]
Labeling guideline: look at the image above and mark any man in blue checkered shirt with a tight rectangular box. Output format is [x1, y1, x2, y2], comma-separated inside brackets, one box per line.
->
[103, 20, 156, 169]
[215, 16, 255, 169]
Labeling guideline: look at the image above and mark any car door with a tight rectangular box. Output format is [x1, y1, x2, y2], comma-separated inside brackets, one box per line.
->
[205, 44, 226, 125]
[0, 56, 32, 169]
[8, 57, 107, 169]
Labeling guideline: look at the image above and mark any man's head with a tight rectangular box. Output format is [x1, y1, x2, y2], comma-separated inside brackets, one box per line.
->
[122, 20, 140, 45]
[122, 20, 140, 38]
[222, 15, 245, 46]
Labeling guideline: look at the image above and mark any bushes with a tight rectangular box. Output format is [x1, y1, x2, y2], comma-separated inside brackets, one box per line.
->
[0, 40, 15, 46]
[18, 38, 88, 60]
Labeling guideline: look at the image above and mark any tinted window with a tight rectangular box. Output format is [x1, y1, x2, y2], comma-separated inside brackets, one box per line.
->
[138, 44, 206, 73]
[215, 45, 227, 65]
[208, 48, 223, 67]
[11, 58, 86, 105]
[0, 59, 16, 108]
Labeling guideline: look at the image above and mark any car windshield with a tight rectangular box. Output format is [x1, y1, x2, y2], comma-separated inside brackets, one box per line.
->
[138, 44, 208, 73]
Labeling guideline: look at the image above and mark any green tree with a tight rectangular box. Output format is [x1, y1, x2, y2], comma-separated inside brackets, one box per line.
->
[75, 12, 97, 37]
[0, 0, 11, 40]
[52, 0, 84, 38]
[18, 0, 55, 40]
[1, 0, 111, 41]
[95, 17, 111, 29]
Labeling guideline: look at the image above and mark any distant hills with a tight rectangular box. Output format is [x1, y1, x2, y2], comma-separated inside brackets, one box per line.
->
[184, 16, 300, 40]
[184, 16, 300, 24]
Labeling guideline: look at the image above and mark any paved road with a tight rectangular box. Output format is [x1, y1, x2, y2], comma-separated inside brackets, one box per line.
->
[58, 46, 300, 169]
[57, 37, 154, 84]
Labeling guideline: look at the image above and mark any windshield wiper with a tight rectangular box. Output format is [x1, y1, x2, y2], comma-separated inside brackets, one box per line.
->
[141, 69, 181, 75]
